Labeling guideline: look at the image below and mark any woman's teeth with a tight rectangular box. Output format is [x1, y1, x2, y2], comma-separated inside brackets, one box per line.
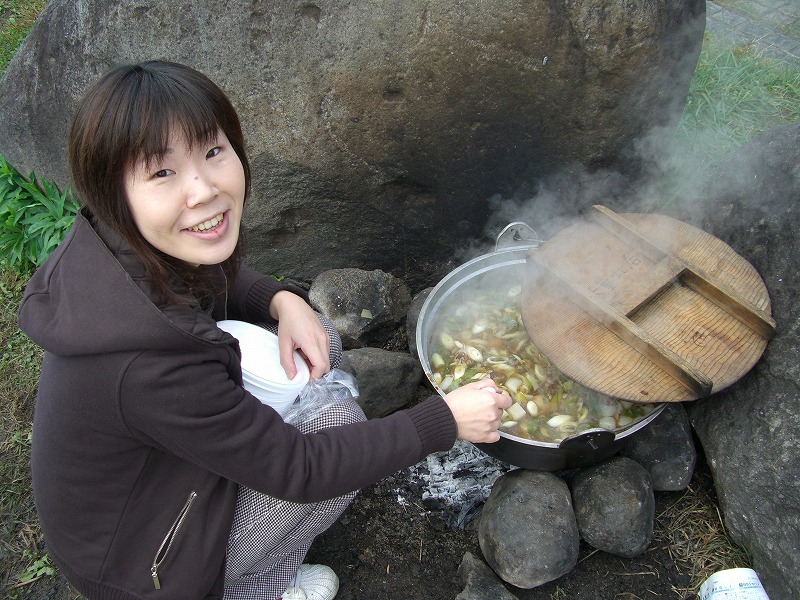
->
[189, 214, 223, 232]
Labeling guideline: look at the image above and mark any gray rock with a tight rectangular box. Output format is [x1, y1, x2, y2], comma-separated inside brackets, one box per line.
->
[406, 287, 432, 360]
[620, 403, 696, 491]
[688, 122, 800, 600]
[569, 457, 655, 558]
[309, 268, 411, 349]
[0, 0, 704, 289]
[339, 348, 422, 418]
[478, 469, 579, 589]
[456, 552, 518, 600]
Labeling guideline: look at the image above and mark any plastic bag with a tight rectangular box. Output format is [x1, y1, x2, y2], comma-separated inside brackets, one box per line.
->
[283, 368, 360, 425]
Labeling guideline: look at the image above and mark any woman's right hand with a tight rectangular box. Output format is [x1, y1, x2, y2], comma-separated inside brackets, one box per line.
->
[443, 379, 513, 443]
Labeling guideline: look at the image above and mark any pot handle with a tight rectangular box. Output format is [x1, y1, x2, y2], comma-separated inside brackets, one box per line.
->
[495, 222, 542, 252]
[558, 428, 617, 455]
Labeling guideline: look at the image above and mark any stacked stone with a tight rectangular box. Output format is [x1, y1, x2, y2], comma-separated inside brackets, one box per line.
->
[309, 266, 697, 594]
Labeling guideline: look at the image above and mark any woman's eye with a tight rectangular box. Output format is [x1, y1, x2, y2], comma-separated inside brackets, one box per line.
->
[207, 146, 222, 159]
[154, 169, 172, 178]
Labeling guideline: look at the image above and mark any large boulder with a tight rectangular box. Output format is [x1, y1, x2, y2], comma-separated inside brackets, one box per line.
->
[0, 0, 704, 289]
[688, 122, 800, 600]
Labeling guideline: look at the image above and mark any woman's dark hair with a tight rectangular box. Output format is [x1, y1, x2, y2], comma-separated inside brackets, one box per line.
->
[68, 60, 251, 304]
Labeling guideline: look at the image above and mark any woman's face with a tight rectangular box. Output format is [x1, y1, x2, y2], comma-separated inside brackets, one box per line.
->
[123, 128, 245, 266]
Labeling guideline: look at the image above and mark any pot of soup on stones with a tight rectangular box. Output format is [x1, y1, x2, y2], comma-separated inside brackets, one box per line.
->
[416, 205, 775, 471]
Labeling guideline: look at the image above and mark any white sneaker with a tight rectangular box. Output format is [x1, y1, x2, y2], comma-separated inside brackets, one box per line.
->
[281, 564, 339, 600]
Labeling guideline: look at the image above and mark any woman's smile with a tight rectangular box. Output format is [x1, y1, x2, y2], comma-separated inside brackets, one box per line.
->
[185, 213, 228, 235]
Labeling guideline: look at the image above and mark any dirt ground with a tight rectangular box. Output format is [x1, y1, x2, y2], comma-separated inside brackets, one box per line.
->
[14, 462, 719, 600]
[14, 386, 720, 600]
[307, 442, 710, 600]
[17, 448, 714, 600]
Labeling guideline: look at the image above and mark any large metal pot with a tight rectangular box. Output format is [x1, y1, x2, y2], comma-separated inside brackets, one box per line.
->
[415, 223, 666, 471]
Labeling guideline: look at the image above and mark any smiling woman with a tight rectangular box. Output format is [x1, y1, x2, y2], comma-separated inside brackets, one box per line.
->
[16, 60, 512, 600]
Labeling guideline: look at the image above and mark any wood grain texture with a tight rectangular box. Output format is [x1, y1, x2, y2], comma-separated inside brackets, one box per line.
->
[521, 206, 774, 402]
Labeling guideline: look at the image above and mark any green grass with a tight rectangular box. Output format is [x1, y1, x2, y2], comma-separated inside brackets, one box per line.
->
[676, 33, 800, 165]
[714, 0, 800, 40]
[642, 33, 800, 214]
[0, 0, 47, 75]
[0, 269, 47, 597]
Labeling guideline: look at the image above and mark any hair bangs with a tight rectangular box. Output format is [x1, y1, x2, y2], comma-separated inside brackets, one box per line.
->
[126, 69, 224, 172]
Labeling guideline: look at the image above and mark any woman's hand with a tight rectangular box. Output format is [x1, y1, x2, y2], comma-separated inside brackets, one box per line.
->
[269, 291, 330, 379]
[443, 379, 513, 443]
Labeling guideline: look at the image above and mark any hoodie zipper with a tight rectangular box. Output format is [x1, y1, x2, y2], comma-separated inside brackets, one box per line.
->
[151, 491, 197, 590]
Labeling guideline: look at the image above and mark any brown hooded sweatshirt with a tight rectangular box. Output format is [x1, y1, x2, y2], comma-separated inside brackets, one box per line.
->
[18, 210, 457, 600]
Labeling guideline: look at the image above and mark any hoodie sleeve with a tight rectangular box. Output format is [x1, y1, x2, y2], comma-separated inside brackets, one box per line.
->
[221, 265, 311, 324]
[117, 345, 457, 502]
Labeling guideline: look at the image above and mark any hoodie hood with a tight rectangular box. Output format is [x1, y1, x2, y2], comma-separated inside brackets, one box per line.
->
[18, 210, 229, 357]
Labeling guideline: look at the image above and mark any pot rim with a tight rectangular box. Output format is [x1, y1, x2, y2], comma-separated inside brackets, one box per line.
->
[416, 245, 665, 449]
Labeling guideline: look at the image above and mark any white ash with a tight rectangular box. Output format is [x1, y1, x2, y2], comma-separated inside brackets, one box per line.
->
[403, 440, 511, 529]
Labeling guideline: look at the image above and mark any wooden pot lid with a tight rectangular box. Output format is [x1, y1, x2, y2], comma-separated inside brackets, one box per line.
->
[520, 205, 775, 403]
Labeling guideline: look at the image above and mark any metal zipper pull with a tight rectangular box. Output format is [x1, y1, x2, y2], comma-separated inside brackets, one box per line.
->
[150, 491, 197, 591]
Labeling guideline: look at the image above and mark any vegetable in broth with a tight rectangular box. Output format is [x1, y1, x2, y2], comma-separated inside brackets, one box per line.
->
[427, 283, 658, 443]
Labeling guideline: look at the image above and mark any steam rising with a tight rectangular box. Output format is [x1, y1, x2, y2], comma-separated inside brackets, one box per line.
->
[480, 122, 722, 249]
[429, 25, 789, 403]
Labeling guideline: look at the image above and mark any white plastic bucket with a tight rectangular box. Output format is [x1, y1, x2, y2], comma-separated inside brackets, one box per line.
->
[240, 375, 300, 416]
[217, 320, 310, 416]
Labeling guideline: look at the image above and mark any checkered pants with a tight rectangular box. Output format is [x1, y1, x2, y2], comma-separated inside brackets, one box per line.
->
[223, 316, 365, 600]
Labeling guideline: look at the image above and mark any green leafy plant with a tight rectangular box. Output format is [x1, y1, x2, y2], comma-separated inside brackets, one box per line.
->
[0, 155, 80, 274]
[15, 553, 55, 587]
